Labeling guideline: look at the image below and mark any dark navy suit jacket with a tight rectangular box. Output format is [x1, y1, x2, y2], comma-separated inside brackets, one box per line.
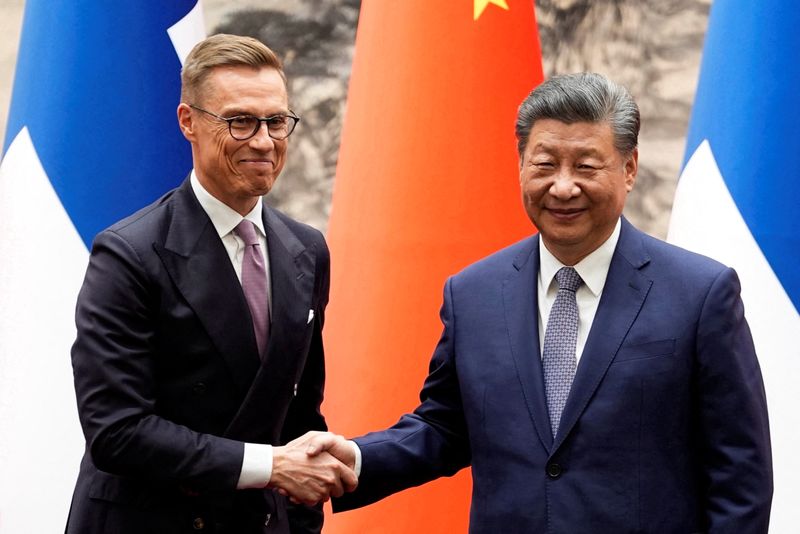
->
[67, 178, 330, 533]
[335, 218, 772, 533]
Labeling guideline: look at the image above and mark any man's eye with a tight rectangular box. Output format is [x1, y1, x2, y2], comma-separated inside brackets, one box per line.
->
[230, 116, 257, 129]
[266, 116, 287, 127]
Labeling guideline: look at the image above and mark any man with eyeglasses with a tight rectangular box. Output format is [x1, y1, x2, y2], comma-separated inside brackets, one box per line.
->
[66, 34, 355, 534]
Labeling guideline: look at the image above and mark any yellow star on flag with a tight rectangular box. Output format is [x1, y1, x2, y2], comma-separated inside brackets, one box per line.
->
[474, 0, 509, 20]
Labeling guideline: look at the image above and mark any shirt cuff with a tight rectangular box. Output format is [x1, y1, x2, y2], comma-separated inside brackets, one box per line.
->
[349, 440, 362, 478]
[237, 443, 273, 489]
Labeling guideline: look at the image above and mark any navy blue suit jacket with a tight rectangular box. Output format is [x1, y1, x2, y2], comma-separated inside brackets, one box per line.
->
[335, 218, 772, 533]
[67, 178, 330, 533]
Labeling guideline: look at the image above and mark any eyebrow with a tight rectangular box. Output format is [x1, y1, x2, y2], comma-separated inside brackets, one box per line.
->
[531, 142, 604, 158]
[220, 108, 290, 117]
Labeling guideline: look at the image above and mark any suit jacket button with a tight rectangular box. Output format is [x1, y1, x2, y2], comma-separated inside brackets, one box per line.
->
[192, 382, 207, 395]
[546, 462, 563, 479]
[192, 517, 205, 530]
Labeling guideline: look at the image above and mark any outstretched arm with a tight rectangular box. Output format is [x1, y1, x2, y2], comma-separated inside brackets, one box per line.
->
[307, 277, 472, 511]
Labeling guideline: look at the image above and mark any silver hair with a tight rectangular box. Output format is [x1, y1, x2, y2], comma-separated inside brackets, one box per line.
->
[515, 72, 640, 158]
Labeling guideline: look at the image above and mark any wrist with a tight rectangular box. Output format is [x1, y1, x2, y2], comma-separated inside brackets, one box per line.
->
[266, 445, 285, 488]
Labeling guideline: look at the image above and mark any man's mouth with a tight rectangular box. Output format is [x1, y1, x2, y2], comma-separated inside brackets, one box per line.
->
[240, 158, 274, 167]
[546, 207, 585, 220]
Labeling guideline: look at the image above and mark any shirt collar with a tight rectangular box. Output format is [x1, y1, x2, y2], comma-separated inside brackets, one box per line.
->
[190, 170, 266, 238]
[538, 218, 621, 297]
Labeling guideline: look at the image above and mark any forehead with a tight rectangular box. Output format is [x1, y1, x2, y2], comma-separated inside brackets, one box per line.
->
[525, 119, 616, 155]
[201, 65, 288, 112]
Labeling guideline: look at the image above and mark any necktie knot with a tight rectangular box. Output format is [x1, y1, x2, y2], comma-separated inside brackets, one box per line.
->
[235, 219, 260, 246]
[555, 266, 583, 293]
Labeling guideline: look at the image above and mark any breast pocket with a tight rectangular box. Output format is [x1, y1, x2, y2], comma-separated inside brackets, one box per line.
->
[613, 338, 675, 364]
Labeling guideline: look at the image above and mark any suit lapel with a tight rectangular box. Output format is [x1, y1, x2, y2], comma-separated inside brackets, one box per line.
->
[263, 207, 315, 371]
[224, 207, 316, 442]
[154, 179, 260, 395]
[503, 235, 554, 452]
[553, 219, 653, 451]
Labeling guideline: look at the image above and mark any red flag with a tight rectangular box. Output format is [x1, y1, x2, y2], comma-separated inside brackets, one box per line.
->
[323, 1, 543, 531]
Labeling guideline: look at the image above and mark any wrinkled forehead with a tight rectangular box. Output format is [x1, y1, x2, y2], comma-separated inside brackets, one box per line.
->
[202, 68, 290, 115]
[197, 65, 288, 103]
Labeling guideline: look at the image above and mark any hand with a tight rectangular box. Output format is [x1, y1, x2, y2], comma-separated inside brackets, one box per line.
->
[302, 431, 356, 470]
[269, 434, 358, 506]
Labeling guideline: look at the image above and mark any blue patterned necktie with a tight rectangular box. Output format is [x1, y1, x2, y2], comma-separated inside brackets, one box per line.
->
[542, 266, 583, 437]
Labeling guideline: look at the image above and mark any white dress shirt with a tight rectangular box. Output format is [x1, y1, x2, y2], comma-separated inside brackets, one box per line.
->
[190, 172, 274, 489]
[537, 219, 621, 363]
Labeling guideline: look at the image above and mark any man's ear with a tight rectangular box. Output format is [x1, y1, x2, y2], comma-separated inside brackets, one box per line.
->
[624, 147, 638, 192]
[176, 103, 196, 142]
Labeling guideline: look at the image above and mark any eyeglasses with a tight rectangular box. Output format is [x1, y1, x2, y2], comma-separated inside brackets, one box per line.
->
[189, 104, 300, 141]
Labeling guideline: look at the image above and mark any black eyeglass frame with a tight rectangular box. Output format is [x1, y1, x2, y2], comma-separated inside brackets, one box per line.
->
[188, 104, 300, 141]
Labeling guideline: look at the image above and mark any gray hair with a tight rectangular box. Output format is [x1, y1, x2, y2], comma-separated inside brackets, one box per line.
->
[515, 72, 640, 158]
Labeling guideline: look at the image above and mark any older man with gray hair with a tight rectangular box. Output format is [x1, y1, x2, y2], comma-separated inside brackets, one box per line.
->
[303, 72, 773, 533]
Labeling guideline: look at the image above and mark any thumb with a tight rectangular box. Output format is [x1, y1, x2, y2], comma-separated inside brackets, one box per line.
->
[306, 434, 336, 456]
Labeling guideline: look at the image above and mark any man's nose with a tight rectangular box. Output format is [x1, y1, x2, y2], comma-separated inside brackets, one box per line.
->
[548, 171, 580, 199]
[248, 123, 276, 150]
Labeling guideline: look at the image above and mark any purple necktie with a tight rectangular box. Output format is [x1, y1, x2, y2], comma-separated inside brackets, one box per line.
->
[542, 266, 583, 437]
[234, 220, 270, 358]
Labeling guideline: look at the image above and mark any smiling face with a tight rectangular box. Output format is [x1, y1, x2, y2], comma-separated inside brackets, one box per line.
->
[177, 65, 289, 215]
[520, 119, 638, 265]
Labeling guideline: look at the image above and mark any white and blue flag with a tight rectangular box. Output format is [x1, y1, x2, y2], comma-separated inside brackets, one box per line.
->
[0, 2, 204, 531]
[668, 1, 799, 530]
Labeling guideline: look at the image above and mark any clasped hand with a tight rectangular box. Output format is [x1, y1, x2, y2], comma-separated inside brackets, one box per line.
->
[269, 431, 357, 505]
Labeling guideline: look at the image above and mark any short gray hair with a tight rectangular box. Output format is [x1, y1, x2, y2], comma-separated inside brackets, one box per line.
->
[515, 72, 640, 158]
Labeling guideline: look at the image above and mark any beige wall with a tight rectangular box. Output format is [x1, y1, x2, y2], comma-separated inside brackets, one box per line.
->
[0, 0, 25, 146]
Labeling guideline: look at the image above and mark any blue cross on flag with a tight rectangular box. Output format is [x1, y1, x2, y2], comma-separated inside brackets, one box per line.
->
[0, 2, 204, 531]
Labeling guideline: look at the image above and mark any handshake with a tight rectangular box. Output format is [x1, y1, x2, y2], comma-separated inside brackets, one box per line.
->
[268, 431, 359, 506]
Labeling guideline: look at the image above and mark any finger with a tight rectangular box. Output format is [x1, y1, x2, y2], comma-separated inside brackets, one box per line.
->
[327, 466, 346, 499]
[288, 490, 316, 506]
[300, 490, 325, 506]
[329, 480, 344, 499]
[306, 433, 338, 456]
[340, 466, 358, 492]
[286, 430, 322, 448]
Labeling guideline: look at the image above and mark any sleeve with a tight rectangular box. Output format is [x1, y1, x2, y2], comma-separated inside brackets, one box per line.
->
[238, 443, 272, 488]
[71, 229, 244, 492]
[695, 267, 773, 533]
[334, 276, 471, 512]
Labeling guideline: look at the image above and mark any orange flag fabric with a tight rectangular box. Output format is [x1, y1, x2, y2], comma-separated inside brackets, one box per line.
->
[323, 1, 544, 531]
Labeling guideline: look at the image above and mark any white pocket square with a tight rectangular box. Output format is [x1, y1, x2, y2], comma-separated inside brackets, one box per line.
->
[307, 309, 315, 324]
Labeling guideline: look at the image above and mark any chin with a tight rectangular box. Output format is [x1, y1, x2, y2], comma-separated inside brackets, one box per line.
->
[249, 178, 276, 197]
[541, 230, 586, 247]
